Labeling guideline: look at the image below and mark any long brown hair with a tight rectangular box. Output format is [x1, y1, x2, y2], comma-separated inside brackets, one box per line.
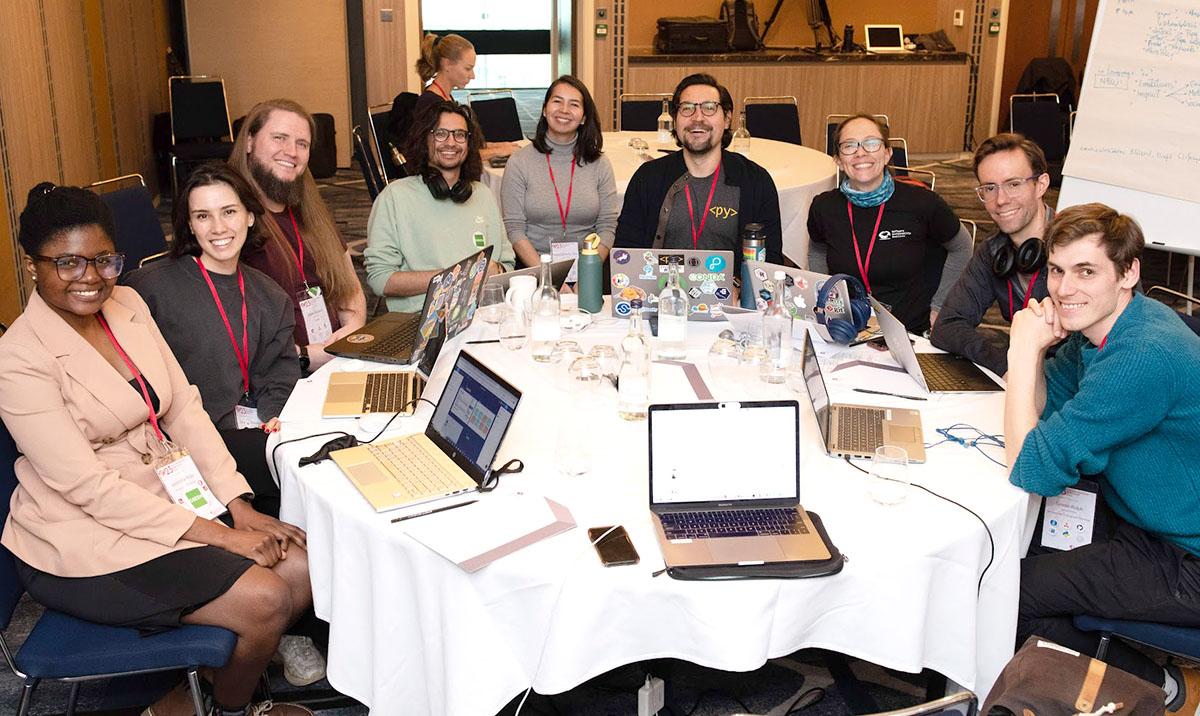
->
[228, 98, 357, 311]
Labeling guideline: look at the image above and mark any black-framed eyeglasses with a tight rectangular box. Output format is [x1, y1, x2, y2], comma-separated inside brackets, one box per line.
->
[975, 175, 1040, 202]
[677, 101, 721, 118]
[30, 252, 125, 281]
[430, 128, 470, 143]
[838, 138, 886, 155]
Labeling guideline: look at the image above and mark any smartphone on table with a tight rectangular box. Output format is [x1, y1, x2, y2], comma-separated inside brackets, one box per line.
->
[588, 525, 640, 567]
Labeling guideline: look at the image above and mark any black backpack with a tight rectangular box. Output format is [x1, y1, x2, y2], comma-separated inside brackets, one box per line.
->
[721, 0, 763, 51]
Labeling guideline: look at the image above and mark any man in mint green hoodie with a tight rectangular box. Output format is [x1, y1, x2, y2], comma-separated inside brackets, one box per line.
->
[1006, 202, 1200, 712]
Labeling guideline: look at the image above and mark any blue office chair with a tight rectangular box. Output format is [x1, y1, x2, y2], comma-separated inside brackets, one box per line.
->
[1074, 615, 1200, 666]
[0, 422, 237, 715]
[89, 174, 169, 271]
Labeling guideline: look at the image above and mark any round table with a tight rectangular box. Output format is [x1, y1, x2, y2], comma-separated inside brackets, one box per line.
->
[273, 304, 1028, 715]
[482, 131, 837, 265]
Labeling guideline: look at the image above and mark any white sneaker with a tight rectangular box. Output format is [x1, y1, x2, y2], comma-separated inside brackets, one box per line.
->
[275, 635, 327, 687]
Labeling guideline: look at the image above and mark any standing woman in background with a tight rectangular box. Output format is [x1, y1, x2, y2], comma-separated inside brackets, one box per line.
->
[807, 114, 971, 335]
[414, 32, 520, 157]
[500, 75, 618, 268]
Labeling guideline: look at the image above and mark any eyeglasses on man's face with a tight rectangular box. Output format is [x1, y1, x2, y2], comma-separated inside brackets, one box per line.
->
[430, 128, 470, 143]
[31, 252, 126, 281]
[975, 175, 1040, 202]
[677, 101, 721, 118]
[837, 138, 886, 156]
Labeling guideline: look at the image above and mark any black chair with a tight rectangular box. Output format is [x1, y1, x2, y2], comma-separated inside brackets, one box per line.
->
[888, 137, 910, 176]
[167, 76, 235, 196]
[1010, 93, 1068, 187]
[744, 96, 801, 145]
[370, 94, 416, 181]
[352, 125, 385, 201]
[467, 90, 523, 143]
[618, 93, 671, 131]
[0, 422, 237, 715]
[1074, 615, 1200, 676]
[825, 113, 890, 156]
[89, 174, 169, 272]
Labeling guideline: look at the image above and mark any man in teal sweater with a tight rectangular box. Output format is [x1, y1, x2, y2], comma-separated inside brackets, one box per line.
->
[1006, 203, 1200, 712]
[365, 101, 515, 313]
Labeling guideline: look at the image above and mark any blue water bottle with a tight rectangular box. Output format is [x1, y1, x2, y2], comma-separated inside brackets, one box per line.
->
[740, 223, 766, 309]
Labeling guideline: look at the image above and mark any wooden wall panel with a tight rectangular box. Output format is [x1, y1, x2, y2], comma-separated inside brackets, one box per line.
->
[45, 0, 101, 186]
[364, 0, 411, 108]
[103, 0, 145, 178]
[186, 0, 353, 166]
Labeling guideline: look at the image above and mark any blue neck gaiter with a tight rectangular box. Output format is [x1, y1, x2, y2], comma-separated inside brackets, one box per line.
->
[840, 171, 895, 208]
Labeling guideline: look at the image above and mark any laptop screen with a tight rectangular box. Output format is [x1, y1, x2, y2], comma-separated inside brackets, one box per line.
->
[649, 402, 799, 505]
[427, 352, 520, 477]
[866, 25, 903, 49]
[802, 335, 833, 445]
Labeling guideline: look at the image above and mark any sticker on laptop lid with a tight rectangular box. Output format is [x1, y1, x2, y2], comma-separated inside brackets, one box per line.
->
[613, 249, 630, 264]
[346, 333, 375, 344]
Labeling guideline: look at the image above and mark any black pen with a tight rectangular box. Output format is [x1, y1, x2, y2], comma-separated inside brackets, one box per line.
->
[466, 339, 501, 344]
[391, 499, 478, 523]
[853, 388, 927, 401]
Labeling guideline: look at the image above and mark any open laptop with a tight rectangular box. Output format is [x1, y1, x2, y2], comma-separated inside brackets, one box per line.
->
[322, 371, 427, 418]
[648, 401, 832, 570]
[873, 297, 1003, 393]
[325, 247, 493, 365]
[331, 350, 522, 512]
[485, 258, 574, 294]
[608, 248, 735, 321]
[801, 332, 926, 462]
[744, 261, 852, 321]
[865, 24, 908, 53]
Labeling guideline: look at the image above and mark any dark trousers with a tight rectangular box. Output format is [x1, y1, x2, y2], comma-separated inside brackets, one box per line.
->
[219, 428, 280, 518]
[1018, 514, 1200, 685]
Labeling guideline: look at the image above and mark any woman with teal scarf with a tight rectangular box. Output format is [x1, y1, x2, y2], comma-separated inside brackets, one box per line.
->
[807, 114, 972, 334]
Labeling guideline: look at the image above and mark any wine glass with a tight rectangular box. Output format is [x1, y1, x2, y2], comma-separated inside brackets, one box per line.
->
[869, 445, 909, 505]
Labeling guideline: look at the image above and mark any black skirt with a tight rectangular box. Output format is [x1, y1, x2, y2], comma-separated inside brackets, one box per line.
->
[17, 546, 254, 634]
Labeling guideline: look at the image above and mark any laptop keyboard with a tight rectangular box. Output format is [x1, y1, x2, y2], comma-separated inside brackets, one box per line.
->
[366, 439, 465, 498]
[915, 353, 973, 391]
[364, 319, 419, 359]
[836, 405, 885, 453]
[362, 373, 424, 413]
[659, 508, 808, 540]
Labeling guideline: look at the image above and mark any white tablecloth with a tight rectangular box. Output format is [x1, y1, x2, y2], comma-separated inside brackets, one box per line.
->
[482, 131, 837, 265]
[275, 309, 1028, 715]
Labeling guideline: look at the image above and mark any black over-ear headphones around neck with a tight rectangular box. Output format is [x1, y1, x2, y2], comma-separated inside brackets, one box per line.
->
[423, 171, 473, 203]
[991, 237, 1047, 278]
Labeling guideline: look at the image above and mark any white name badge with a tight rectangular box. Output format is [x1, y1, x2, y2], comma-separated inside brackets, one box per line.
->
[550, 240, 580, 283]
[154, 445, 226, 520]
[235, 404, 262, 430]
[298, 289, 333, 344]
[1041, 486, 1096, 551]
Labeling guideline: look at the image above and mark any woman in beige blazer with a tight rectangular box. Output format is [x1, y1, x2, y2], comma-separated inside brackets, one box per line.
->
[0, 184, 313, 716]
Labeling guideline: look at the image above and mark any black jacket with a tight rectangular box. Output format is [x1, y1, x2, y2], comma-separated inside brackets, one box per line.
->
[614, 149, 783, 268]
[930, 230, 1049, 377]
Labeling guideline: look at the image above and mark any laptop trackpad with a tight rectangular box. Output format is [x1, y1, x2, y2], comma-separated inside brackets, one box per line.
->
[887, 425, 921, 444]
[328, 384, 364, 402]
[709, 537, 786, 564]
[347, 462, 389, 486]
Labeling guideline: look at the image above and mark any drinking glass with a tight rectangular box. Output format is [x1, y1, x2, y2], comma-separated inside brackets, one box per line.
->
[869, 445, 909, 505]
[479, 284, 505, 326]
[588, 344, 620, 380]
[499, 306, 528, 351]
[707, 337, 742, 385]
[556, 355, 603, 476]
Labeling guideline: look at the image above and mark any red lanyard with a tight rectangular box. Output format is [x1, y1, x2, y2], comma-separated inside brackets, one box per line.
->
[96, 313, 165, 442]
[546, 154, 575, 236]
[285, 209, 308, 285]
[684, 165, 721, 249]
[194, 258, 251, 395]
[431, 80, 451, 100]
[846, 200, 887, 295]
[1098, 334, 1109, 350]
[1007, 268, 1042, 318]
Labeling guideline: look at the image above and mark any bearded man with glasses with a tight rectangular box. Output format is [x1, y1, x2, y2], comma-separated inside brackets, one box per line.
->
[365, 101, 515, 313]
[615, 73, 783, 278]
[930, 133, 1054, 379]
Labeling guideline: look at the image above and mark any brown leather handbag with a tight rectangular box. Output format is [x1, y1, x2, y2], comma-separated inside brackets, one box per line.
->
[983, 636, 1164, 716]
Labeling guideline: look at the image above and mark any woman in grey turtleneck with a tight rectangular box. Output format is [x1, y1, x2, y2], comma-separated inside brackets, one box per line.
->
[500, 75, 619, 269]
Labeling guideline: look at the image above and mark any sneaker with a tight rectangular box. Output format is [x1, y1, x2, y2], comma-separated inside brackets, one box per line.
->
[275, 635, 326, 687]
[1168, 664, 1200, 715]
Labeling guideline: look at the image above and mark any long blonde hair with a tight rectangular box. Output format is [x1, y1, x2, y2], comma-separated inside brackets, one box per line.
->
[228, 98, 356, 312]
[415, 33, 474, 86]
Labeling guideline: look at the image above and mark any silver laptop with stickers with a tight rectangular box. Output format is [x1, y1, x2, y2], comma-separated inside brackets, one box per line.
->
[608, 248, 735, 321]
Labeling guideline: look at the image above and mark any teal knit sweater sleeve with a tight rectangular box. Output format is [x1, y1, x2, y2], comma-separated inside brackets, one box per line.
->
[1011, 311, 1177, 497]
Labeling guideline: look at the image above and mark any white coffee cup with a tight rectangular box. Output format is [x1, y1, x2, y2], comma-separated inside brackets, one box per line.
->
[506, 275, 537, 314]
